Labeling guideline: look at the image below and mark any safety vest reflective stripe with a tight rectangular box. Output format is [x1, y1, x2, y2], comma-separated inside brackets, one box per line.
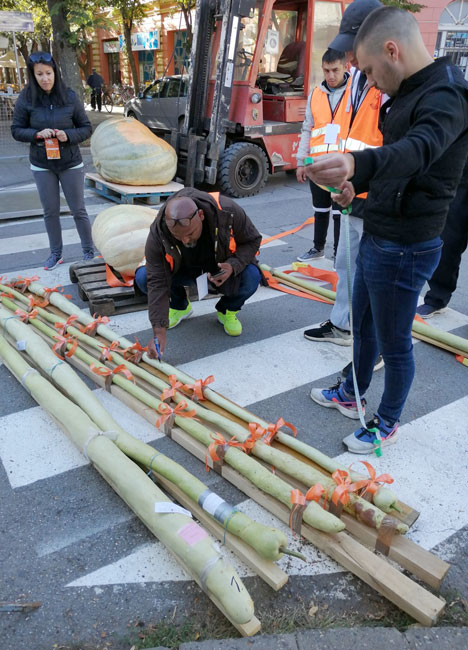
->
[310, 144, 341, 154]
[345, 137, 379, 152]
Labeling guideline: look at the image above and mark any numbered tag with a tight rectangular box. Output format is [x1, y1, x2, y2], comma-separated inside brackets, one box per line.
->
[324, 123, 340, 145]
[45, 137, 61, 160]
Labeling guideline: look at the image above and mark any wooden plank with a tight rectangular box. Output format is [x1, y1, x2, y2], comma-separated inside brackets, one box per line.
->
[152, 471, 288, 591]
[86, 172, 183, 196]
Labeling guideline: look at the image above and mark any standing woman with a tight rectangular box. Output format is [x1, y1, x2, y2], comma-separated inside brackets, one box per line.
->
[11, 52, 94, 270]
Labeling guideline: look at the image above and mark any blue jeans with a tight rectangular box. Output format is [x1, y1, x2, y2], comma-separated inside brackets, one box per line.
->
[343, 233, 443, 425]
[134, 263, 261, 312]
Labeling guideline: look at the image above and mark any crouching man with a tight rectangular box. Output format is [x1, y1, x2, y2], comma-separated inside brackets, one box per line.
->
[138, 188, 264, 358]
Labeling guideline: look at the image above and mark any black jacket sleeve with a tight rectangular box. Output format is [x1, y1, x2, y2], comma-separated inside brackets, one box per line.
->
[145, 228, 172, 329]
[64, 91, 92, 144]
[11, 92, 37, 143]
[351, 86, 468, 194]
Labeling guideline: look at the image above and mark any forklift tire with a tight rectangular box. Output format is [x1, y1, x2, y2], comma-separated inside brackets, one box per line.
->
[218, 142, 268, 198]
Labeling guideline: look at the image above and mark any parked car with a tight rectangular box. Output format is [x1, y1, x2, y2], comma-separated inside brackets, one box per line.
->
[124, 75, 187, 132]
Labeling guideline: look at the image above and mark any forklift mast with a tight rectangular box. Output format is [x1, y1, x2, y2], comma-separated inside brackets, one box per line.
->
[170, 0, 345, 197]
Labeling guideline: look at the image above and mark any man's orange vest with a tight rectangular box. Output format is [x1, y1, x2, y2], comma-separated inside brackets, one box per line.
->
[308, 81, 353, 156]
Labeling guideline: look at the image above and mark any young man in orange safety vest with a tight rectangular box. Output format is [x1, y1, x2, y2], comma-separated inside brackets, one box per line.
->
[296, 48, 350, 265]
[302, 0, 384, 366]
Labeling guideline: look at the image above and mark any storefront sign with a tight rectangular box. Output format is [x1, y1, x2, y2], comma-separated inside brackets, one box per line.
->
[119, 31, 159, 51]
[103, 40, 120, 54]
[0, 11, 34, 32]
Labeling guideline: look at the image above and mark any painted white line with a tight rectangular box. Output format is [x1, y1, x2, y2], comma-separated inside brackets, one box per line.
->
[66, 498, 340, 588]
[0, 388, 164, 489]
[333, 394, 468, 551]
[2, 262, 75, 288]
[4, 229, 84, 255]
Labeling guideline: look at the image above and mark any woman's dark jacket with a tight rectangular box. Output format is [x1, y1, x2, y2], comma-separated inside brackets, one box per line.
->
[11, 87, 91, 172]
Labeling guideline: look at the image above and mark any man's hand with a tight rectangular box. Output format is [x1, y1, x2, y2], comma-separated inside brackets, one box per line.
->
[296, 166, 307, 183]
[208, 262, 233, 288]
[36, 128, 55, 139]
[54, 129, 68, 142]
[147, 327, 167, 359]
[304, 153, 355, 188]
[332, 181, 355, 208]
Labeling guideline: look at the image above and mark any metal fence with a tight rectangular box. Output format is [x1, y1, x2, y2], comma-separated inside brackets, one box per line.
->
[0, 94, 29, 157]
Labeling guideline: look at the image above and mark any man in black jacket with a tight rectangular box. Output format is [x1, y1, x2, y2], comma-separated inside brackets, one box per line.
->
[306, 7, 468, 454]
[87, 68, 104, 111]
[138, 188, 263, 357]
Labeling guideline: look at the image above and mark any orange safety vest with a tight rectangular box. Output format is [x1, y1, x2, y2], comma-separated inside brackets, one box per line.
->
[308, 81, 353, 156]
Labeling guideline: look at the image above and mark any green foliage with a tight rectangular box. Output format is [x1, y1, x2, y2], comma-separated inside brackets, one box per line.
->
[381, 0, 425, 13]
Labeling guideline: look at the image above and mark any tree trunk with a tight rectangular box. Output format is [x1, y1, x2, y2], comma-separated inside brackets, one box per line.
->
[123, 21, 139, 94]
[47, 0, 83, 100]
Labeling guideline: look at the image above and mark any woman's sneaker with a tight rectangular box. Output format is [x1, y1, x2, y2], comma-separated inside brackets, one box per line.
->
[44, 252, 63, 271]
[297, 247, 324, 262]
[83, 250, 95, 261]
[343, 414, 398, 454]
[310, 379, 365, 419]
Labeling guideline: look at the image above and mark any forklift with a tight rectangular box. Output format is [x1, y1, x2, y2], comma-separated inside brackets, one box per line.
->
[168, 0, 346, 197]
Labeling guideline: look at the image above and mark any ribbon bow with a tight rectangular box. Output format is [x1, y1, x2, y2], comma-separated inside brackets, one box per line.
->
[123, 339, 148, 363]
[80, 315, 110, 336]
[160, 374, 184, 401]
[183, 375, 215, 401]
[349, 461, 394, 498]
[90, 363, 135, 382]
[155, 401, 197, 429]
[54, 314, 79, 337]
[263, 417, 297, 445]
[52, 334, 78, 360]
[43, 285, 72, 301]
[205, 432, 245, 471]
[330, 469, 353, 506]
[98, 340, 121, 362]
[27, 294, 48, 310]
[11, 275, 40, 293]
[15, 308, 38, 323]
[289, 484, 325, 535]
[243, 422, 266, 453]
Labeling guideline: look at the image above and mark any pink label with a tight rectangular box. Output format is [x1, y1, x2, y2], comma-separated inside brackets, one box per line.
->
[178, 522, 208, 547]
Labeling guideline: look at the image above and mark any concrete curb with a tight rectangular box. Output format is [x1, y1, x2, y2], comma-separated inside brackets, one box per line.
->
[144, 626, 468, 650]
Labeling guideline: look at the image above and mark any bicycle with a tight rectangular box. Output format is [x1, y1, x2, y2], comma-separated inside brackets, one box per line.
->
[102, 87, 114, 113]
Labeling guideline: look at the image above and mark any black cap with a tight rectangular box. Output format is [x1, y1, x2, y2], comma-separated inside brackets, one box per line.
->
[329, 0, 382, 52]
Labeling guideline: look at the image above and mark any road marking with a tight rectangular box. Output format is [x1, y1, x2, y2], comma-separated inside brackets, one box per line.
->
[0, 389, 163, 489]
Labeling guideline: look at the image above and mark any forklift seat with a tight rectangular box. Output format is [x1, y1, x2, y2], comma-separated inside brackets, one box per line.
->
[277, 41, 306, 83]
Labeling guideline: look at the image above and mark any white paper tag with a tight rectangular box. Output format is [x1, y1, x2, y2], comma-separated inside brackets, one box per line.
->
[196, 272, 209, 300]
[154, 502, 192, 517]
[324, 123, 340, 145]
[16, 340, 27, 351]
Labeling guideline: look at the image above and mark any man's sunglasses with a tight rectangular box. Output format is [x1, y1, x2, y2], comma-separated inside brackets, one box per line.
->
[29, 52, 53, 64]
[165, 208, 199, 228]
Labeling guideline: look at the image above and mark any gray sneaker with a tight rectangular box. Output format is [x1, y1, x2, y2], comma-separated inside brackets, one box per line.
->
[297, 247, 324, 262]
[304, 320, 351, 346]
[416, 303, 447, 319]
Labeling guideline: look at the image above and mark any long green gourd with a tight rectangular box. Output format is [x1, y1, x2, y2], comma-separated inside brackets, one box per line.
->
[9, 281, 400, 514]
[260, 263, 336, 301]
[0, 304, 294, 560]
[0, 302, 343, 536]
[0, 333, 254, 625]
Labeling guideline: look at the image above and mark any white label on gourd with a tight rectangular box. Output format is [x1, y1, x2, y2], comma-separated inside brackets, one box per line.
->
[154, 502, 192, 518]
[16, 340, 27, 351]
[201, 493, 225, 516]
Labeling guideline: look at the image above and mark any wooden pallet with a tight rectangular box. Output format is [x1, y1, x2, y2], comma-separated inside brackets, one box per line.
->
[85, 172, 183, 205]
[69, 259, 147, 316]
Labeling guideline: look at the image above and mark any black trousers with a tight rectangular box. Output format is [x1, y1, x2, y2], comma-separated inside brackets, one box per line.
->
[310, 181, 340, 253]
[91, 88, 102, 111]
[424, 184, 468, 309]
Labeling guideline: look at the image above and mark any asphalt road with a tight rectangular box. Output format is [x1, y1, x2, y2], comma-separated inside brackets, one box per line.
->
[0, 165, 467, 650]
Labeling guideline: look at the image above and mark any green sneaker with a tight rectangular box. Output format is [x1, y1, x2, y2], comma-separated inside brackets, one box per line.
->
[168, 303, 193, 329]
[217, 310, 242, 336]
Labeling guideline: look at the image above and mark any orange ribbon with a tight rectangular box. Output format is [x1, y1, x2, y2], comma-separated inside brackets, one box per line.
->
[285, 264, 338, 292]
[456, 354, 468, 366]
[155, 401, 197, 429]
[1, 290, 14, 299]
[15, 308, 38, 323]
[123, 340, 147, 362]
[27, 294, 48, 310]
[43, 285, 72, 301]
[52, 334, 78, 360]
[348, 461, 394, 498]
[98, 340, 121, 362]
[330, 469, 353, 506]
[289, 484, 325, 535]
[263, 269, 333, 304]
[54, 314, 79, 337]
[205, 432, 245, 471]
[263, 417, 297, 445]
[183, 375, 215, 401]
[161, 374, 185, 401]
[243, 422, 266, 453]
[90, 363, 135, 382]
[260, 217, 315, 246]
[11, 275, 40, 293]
[80, 315, 110, 336]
